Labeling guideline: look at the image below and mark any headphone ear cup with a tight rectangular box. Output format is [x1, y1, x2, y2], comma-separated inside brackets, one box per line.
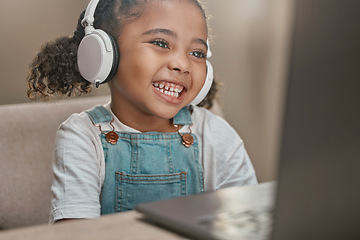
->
[189, 60, 214, 106]
[102, 34, 120, 83]
[77, 29, 119, 85]
[101, 33, 120, 84]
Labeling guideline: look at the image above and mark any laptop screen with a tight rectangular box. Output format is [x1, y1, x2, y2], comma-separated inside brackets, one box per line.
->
[272, 0, 360, 239]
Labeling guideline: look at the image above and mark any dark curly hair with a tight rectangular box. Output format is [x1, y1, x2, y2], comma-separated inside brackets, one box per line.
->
[26, 0, 219, 108]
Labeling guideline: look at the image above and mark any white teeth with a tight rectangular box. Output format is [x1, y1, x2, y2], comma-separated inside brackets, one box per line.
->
[152, 82, 183, 98]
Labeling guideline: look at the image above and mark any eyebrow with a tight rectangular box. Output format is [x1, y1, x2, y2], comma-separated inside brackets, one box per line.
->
[142, 28, 208, 50]
[194, 38, 208, 50]
[142, 28, 177, 38]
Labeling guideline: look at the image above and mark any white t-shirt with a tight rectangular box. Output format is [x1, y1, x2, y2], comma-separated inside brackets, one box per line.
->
[50, 103, 257, 222]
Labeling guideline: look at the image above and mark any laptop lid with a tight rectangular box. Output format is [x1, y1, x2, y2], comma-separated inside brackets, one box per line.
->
[137, 182, 275, 240]
[271, 0, 360, 239]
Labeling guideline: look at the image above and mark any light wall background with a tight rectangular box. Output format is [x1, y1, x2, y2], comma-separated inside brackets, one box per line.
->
[0, 0, 294, 182]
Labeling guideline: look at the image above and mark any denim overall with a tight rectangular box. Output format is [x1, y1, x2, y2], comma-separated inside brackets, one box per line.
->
[86, 106, 204, 215]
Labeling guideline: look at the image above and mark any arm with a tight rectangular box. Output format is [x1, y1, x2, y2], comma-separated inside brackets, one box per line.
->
[196, 108, 258, 191]
[50, 114, 103, 223]
[215, 134, 258, 189]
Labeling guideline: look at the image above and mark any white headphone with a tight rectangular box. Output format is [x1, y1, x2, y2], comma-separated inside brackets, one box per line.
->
[191, 43, 214, 105]
[77, 0, 214, 105]
[77, 0, 119, 88]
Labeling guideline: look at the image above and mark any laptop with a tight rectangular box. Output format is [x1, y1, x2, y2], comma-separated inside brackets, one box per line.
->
[136, 0, 360, 239]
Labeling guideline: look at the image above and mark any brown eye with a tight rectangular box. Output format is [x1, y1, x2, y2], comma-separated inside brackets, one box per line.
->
[190, 50, 206, 59]
[150, 39, 170, 49]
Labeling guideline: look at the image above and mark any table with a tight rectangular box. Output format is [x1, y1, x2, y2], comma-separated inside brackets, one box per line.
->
[0, 183, 274, 240]
[0, 211, 186, 240]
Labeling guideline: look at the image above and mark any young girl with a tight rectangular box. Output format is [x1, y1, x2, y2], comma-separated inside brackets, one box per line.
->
[27, 0, 257, 222]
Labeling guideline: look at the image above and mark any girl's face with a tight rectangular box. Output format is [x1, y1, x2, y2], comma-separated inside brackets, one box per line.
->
[110, 0, 208, 121]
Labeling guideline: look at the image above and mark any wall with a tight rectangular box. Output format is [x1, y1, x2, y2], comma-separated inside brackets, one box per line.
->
[0, 0, 294, 182]
[207, 0, 294, 181]
[0, 0, 109, 105]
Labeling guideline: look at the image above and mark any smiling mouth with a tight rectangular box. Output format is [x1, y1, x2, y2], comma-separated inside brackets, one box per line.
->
[152, 81, 185, 98]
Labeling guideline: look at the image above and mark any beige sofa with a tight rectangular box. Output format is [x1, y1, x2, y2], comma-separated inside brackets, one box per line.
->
[0, 96, 224, 230]
[0, 96, 110, 230]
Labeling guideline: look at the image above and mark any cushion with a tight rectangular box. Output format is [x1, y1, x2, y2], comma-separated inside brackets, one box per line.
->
[0, 96, 110, 230]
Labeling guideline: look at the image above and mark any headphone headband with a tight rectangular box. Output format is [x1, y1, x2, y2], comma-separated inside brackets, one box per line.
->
[188, 40, 213, 106]
[81, 0, 99, 27]
[206, 40, 212, 58]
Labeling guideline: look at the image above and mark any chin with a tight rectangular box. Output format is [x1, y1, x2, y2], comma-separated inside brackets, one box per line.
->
[151, 105, 185, 120]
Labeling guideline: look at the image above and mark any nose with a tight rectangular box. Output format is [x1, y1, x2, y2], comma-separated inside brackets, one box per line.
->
[168, 51, 191, 74]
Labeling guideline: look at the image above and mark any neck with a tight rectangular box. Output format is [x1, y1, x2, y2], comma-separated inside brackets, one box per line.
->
[110, 98, 177, 133]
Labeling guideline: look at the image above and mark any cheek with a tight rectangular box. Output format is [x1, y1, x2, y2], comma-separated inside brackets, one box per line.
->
[193, 64, 207, 91]
[116, 55, 151, 87]
[118, 48, 160, 80]
[118, 55, 142, 78]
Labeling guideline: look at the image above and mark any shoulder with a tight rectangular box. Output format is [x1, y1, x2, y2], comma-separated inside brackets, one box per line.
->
[192, 106, 241, 142]
[55, 105, 106, 148]
[192, 107, 258, 189]
[192, 106, 225, 126]
[59, 104, 104, 134]
[61, 111, 92, 129]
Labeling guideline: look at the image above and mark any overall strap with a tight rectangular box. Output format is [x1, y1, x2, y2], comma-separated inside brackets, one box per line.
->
[86, 106, 113, 124]
[172, 107, 193, 126]
[86, 105, 192, 125]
